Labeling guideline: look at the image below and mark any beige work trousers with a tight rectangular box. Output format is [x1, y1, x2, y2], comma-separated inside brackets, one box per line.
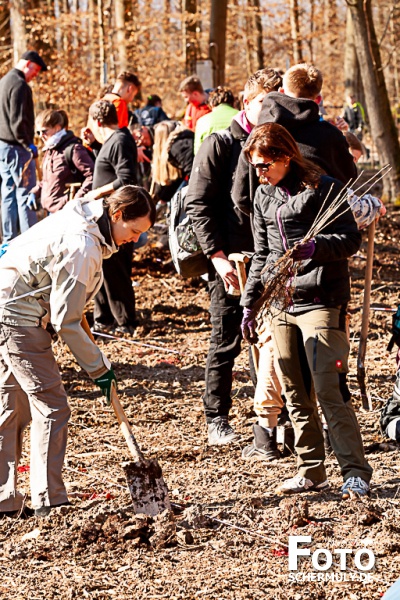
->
[254, 320, 283, 428]
[0, 324, 70, 511]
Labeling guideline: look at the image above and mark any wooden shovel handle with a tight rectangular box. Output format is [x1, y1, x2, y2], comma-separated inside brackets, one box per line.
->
[80, 314, 145, 462]
[229, 253, 259, 374]
[110, 386, 145, 463]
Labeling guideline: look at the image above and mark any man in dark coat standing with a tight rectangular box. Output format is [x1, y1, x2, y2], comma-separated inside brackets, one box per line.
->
[0, 51, 47, 241]
[185, 68, 282, 445]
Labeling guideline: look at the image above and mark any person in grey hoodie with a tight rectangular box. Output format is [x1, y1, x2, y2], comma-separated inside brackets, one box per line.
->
[0, 186, 155, 518]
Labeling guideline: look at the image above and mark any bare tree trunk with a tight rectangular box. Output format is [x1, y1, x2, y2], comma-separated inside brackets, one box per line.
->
[115, 0, 127, 71]
[244, 2, 254, 75]
[98, 0, 107, 86]
[308, 0, 314, 63]
[209, 0, 228, 85]
[248, 0, 263, 70]
[10, 0, 27, 63]
[346, 0, 400, 201]
[183, 0, 197, 75]
[343, 7, 363, 100]
[289, 0, 303, 64]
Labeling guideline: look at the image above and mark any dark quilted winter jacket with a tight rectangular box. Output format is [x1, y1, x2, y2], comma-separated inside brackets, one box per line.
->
[241, 173, 361, 312]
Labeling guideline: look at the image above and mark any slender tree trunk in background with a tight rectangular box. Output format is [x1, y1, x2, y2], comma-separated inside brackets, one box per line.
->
[346, 0, 400, 201]
[162, 0, 170, 55]
[88, 0, 96, 84]
[0, 4, 12, 67]
[183, 0, 197, 75]
[308, 0, 314, 63]
[129, 0, 139, 70]
[289, 0, 303, 64]
[244, 2, 254, 75]
[209, 0, 228, 85]
[97, 0, 107, 86]
[248, 0, 263, 69]
[115, 0, 127, 71]
[343, 7, 363, 103]
[10, 0, 27, 63]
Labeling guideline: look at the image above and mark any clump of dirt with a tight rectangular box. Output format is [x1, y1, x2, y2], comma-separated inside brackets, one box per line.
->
[279, 497, 310, 528]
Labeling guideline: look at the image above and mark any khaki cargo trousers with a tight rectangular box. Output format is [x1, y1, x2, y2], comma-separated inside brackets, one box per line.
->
[270, 307, 372, 484]
[0, 324, 70, 511]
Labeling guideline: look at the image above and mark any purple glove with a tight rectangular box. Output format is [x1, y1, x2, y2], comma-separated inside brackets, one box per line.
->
[291, 239, 316, 261]
[241, 307, 258, 344]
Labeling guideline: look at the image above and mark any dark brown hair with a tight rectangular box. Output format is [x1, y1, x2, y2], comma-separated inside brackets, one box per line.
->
[179, 75, 204, 94]
[344, 131, 363, 154]
[244, 68, 283, 102]
[36, 109, 65, 129]
[208, 86, 235, 108]
[243, 122, 322, 188]
[89, 100, 118, 126]
[105, 185, 156, 226]
[116, 71, 141, 88]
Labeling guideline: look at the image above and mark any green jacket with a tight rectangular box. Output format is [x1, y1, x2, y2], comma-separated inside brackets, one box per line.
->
[194, 104, 238, 154]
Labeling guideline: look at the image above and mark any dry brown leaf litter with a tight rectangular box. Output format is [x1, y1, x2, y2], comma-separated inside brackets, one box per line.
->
[1, 206, 400, 599]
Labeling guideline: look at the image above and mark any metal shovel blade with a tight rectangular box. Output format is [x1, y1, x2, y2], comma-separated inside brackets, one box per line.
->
[123, 458, 171, 517]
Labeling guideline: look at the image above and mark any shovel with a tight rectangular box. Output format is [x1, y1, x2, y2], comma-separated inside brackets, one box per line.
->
[356, 220, 375, 411]
[110, 386, 171, 516]
[81, 315, 171, 516]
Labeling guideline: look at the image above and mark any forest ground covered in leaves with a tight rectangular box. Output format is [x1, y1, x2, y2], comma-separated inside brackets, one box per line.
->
[1, 206, 400, 600]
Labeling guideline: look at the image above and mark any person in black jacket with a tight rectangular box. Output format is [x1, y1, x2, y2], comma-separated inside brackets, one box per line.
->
[241, 122, 372, 499]
[185, 68, 282, 445]
[232, 63, 357, 217]
[0, 51, 47, 241]
[86, 100, 140, 335]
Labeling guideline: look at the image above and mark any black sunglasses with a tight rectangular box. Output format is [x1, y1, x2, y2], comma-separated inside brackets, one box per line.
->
[250, 160, 275, 172]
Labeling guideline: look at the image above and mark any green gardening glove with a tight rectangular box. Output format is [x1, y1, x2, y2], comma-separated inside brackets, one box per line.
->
[94, 368, 117, 405]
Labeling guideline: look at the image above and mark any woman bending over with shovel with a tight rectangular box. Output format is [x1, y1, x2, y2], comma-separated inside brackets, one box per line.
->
[0, 185, 155, 518]
[240, 123, 372, 499]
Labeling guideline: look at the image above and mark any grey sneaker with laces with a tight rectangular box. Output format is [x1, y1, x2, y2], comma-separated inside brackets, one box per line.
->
[208, 416, 239, 445]
[279, 475, 330, 495]
[341, 477, 370, 500]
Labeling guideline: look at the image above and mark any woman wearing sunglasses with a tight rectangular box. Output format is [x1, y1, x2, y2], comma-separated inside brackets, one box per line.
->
[240, 122, 372, 500]
[29, 110, 94, 213]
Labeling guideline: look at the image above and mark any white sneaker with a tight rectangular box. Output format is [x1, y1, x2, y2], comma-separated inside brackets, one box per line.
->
[279, 475, 330, 495]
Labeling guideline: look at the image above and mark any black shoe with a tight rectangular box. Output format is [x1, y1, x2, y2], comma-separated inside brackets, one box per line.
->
[242, 424, 281, 461]
[208, 416, 239, 445]
[93, 321, 115, 333]
[34, 502, 71, 517]
[112, 323, 138, 336]
[0, 506, 34, 520]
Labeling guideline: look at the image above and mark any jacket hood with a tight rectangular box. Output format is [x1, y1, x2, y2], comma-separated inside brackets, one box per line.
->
[166, 125, 194, 154]
[259, 92, 320, 129]
[54, 130, 81, 151]
[74, 198, 118, 258]
[230, 117, 250, 142]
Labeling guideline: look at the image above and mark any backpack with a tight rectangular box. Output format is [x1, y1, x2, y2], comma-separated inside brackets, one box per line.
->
[168, 130, 234, 279]
[64, 143, 85, 183]
[168, 184, 208, 278]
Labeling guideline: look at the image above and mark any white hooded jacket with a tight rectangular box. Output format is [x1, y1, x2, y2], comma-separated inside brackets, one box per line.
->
[0, 198, 117, 378]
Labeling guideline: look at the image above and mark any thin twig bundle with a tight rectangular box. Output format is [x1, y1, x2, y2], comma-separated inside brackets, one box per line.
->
[253, 165, 391, 319]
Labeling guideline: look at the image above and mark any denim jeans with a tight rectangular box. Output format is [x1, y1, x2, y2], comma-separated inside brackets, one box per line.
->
[0, 141, 37, 241]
